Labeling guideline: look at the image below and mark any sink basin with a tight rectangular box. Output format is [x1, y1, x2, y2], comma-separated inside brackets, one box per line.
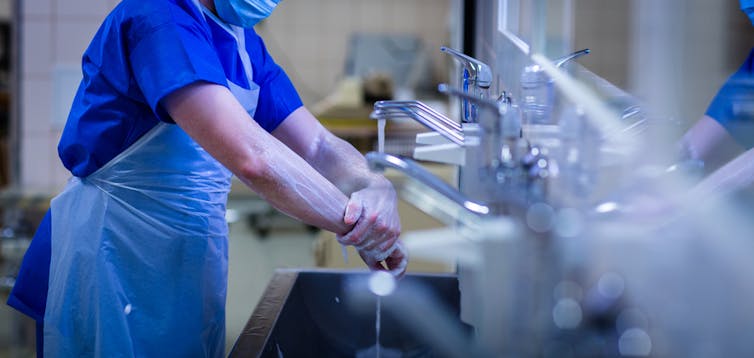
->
[230, 269, 470, 357]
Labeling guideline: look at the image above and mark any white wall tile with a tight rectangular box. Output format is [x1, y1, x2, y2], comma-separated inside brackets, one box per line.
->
[20, 134, 53, 191]
[0, 0, 12, 20]
[21, 18, 52, 76]
[49, 130, 69, 192]
[107, 0, 121, 13]
[54, 19, 101, 64]
[22, 0, 53, 17]
[54, 0, 109, 19]
[21, 77, 53, 135]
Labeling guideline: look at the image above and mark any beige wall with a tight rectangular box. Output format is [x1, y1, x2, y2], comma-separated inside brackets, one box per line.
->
[572, 0, 631, 90]
[573, 0, 754, 129]
[629, 0, 754, 129]
[256, 0, 452, 107]
[479, 0, 750, 132]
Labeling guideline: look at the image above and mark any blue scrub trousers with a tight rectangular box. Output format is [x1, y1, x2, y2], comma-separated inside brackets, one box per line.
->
[6, 209, 51, 357]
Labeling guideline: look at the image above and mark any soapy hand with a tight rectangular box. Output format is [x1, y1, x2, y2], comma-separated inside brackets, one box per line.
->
[336, 181, 406, 276]
[358, 241, 408, 278]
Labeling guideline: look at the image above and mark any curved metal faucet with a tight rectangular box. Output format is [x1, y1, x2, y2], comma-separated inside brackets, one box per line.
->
[366, 152, 490, 216]
[554, 48, 590, 68]
[373, 100, 461, 132]
[440, 47, 493, 89]
[371, 100, 465, 146]
[441, 47, 493, 124]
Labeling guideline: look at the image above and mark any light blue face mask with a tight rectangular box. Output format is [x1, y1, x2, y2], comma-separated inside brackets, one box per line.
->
[741, 0, 754, 24]
[214, 0, 281, 28]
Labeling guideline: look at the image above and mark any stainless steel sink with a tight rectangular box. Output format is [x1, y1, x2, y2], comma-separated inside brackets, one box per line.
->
[230, 269, 472, 357]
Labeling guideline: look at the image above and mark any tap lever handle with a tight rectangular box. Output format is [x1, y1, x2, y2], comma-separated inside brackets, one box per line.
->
[440, 46, 493, 88]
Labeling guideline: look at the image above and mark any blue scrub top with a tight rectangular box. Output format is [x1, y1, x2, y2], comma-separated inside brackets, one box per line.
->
[59, 0, 302, 178]
[8, 0, 303, 327]
[706, 48, 754, 149]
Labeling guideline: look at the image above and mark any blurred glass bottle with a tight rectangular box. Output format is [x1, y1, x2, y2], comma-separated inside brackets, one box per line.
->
[521, 65, 553, 125]
[520, 49, 591, 125]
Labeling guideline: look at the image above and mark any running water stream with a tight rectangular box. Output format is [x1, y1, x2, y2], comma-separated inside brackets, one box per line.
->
[356, 272, 401, 357]
[378, 118, 386, 153]
[376, 297, 382, 357]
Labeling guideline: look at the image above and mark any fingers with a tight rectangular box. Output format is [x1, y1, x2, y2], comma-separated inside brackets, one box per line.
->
[337, 216, 371, 246]
[358, 240, 408, 278]
[340, 185, 403, 274]
[357, 211, 401, 252]
[339, 209, 400, 251]
[343, 197, 363, 226]
[354, 223, 388, 252]
[384, 242, 408, 278]
[358, 249, 386, 271]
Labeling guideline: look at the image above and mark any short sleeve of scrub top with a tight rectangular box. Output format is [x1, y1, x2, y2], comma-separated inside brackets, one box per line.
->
[705, 48, 754, 149]
[58, 0, 229, 178]
[128, 5, 232, 122]
[245, 28, 303, 131]
[58, 0, 303, 178]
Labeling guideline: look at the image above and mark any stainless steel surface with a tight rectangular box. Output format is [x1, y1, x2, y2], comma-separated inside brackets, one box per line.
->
[365, 152, 490, 217]
[371, 100, 465, 146]
[230, 270, 474, 357]
[440, 46, 493, 89]
[440, 47, 493, 124]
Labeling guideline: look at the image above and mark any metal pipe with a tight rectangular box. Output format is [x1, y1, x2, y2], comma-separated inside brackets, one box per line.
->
[366, 152, 490, 216]
[371, 101, 465, 146]
[373, 100, 462, 132]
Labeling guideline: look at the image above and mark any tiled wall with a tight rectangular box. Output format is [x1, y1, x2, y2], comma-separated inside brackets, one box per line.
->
[20, 0, 120, 193]
[18, 0, 452, 193]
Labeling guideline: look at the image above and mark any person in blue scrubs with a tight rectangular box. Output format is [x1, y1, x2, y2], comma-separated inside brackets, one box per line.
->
[679, 1, 754, 198]
[7, 0, 407, 356]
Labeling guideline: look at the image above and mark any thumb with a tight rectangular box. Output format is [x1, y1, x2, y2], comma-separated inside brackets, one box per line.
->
[343, 197, 363, 225]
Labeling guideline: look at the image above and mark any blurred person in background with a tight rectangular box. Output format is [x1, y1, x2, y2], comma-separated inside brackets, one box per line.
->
[678, 0, 754, 198]
[6, 0, 406, 356]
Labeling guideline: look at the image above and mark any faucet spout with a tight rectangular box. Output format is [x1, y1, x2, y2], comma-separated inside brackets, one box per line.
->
[366, 152, 490, 216]
[371, 100, 465, 146]
[554, 48, 590, 68]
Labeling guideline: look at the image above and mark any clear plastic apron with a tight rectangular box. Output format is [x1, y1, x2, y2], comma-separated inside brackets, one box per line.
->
[44, 9, 259, 356]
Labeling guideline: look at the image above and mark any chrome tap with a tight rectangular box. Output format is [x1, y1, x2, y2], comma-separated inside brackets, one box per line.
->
[437, 83, 507, 169]
[440, 47, 492, 123]
[366, 152, 490, 217]
[438, 83, 556, 206]
[371, 100, 464, 146]
[554, 49, 591, 68]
